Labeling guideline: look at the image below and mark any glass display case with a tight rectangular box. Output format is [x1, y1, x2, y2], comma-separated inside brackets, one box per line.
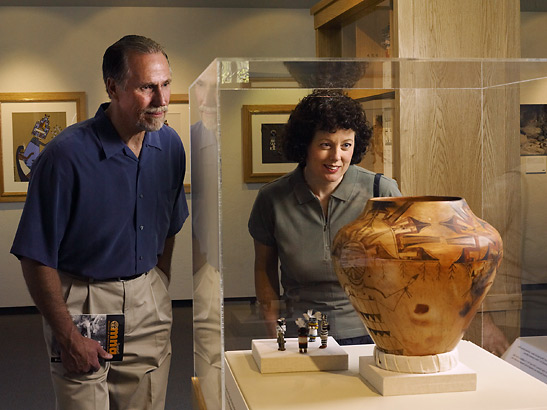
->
[189, 58, 547, 409]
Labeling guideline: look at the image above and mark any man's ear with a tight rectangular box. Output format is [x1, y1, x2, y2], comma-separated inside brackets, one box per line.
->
[105, 78, 118, 100]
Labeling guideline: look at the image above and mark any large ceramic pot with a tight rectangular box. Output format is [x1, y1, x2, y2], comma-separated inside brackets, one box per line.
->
[332, 196, 503, 364]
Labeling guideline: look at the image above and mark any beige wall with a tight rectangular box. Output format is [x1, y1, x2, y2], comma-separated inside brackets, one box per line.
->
[0, 6, 314, 307]
[522, 12, 547, 58]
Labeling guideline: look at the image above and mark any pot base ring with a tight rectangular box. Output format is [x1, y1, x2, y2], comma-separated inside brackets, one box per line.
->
[373, 346, 459, 374]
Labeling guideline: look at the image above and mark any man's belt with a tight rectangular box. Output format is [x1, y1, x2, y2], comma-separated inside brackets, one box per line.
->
[62, 271, 147, 283]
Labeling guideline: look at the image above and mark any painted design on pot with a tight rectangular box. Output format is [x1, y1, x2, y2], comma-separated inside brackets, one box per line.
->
[332, 196, 503, 357]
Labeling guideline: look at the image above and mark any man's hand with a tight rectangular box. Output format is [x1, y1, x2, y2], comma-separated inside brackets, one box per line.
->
[19, 258, 113, 374]
[60, 327, 112, 374]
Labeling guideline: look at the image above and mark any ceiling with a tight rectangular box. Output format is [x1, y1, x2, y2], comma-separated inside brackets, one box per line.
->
[0, 0, 318, 7]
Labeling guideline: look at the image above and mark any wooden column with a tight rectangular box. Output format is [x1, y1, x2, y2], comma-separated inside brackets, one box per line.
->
[311, 0, 522, 346]
[394, 0, 521, 346]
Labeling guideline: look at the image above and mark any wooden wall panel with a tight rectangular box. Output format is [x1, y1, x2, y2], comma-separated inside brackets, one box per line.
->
[394, 0, 520, 58]
[313, 0, 384, 57]
[354, 9, 391, 58]
[312, 0, 383, 30]
[315, 27, 342, 57]
[397, 89, 483, 209]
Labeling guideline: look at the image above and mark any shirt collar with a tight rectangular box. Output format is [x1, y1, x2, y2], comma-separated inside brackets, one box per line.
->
[292, 165, 314, 204]
[292, 164, 356, 204]
[331, 164, 356, 201]
[94, 103, 162, 159]
[145, 129, 162, 151]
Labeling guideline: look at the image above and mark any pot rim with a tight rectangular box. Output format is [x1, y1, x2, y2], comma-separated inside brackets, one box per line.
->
[369, 195, 464, 203]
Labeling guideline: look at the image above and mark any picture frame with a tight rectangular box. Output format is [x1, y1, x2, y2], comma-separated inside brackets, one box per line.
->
[0, 92, 86, 202]
[242, 104, 296, 183]
[520, 104, 547, 156]
[167, 94, 190, 193]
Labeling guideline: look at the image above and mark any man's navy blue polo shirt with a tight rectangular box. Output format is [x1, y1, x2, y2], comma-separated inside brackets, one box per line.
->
[11, 103, 189, 280]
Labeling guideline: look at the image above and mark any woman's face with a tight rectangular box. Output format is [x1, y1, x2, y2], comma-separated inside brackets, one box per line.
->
[305, 128, 355, 185]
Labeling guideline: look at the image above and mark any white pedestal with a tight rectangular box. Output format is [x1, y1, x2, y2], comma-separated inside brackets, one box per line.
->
[359, 355, 477, 396]
[226, 341, 547, 409]
[251, 337, 348, 373]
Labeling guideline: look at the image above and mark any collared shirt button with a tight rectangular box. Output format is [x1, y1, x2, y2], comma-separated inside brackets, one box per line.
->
[139, 225, 144, 230]
[139, 194, 144, 199]
[139, 256, 143, 260]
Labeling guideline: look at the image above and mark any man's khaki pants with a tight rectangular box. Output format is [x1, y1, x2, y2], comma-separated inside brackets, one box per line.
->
[43, 267, 172, 410]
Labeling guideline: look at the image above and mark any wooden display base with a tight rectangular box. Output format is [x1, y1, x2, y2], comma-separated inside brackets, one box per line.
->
[359, 355, 477, 396]
[251, 337, 348, 374]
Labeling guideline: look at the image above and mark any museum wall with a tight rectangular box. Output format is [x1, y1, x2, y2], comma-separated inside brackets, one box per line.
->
[0, 6, 315, 307]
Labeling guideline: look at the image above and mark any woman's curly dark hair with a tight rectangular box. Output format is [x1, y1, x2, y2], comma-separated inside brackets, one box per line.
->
[282, 89, 371, 165]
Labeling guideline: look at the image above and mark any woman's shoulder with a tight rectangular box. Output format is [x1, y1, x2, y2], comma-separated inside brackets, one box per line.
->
[351, 165, 376, 179]
[258, 167, 299, 196]
[351, 165, 401, 195]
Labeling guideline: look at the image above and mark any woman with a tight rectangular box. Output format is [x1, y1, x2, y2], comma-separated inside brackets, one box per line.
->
[248, 89, 401, 344]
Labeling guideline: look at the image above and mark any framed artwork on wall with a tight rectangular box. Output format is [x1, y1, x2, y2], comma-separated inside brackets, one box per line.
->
[241, 104, 296, 183]
[0, 92, 86, 202]
[167, 94, 190, 193]
[520, 104, 547, 156]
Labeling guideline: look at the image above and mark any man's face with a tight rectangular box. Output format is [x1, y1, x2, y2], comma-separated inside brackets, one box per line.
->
[113, 51, 171, 134]
[194, 67, 217, 131]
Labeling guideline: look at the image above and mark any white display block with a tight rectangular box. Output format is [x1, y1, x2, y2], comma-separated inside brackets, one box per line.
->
[502, 336, 547, 384]
[359, 355, 477, 396]
[251, 337, 348, 374]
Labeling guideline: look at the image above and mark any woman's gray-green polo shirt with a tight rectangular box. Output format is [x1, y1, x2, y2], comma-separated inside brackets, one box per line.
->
[248, 164, 402, 339]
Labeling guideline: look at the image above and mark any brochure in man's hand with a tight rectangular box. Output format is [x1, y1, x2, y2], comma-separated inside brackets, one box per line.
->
[50, 314, 125, 362]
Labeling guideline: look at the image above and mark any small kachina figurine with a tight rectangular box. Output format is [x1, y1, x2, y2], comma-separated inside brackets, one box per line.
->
[304, 309, 322, 342]
[276, 317, 287, 351]
[295, 318, 309, 353]
[319, 313, 330, 349]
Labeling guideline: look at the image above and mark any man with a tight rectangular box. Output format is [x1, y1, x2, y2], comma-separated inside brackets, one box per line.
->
[11, 35, 188, 410]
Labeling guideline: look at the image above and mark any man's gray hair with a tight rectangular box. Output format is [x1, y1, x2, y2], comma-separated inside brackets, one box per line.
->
[102, 35, 169, 94]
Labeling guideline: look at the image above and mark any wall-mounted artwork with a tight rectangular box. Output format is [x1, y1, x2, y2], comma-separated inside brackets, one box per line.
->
[166, 94, 190, 193]
[520, 104, 547, 156]
[242, 104, 296, 183]
[0, 92, 86, 202]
